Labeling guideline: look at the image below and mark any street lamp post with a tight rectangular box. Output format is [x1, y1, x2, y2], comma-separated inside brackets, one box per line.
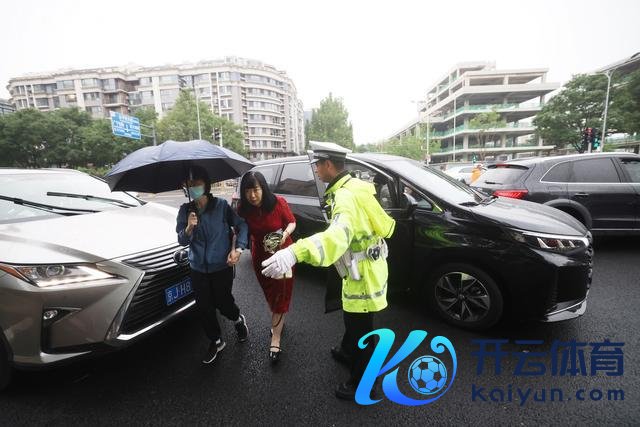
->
[600, 70, 613, 151]
[411, 100, 428, 163]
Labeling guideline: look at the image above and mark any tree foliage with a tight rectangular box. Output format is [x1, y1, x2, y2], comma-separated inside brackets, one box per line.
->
[156, 90, 245, 155]
[306, 93, 354, 150]
[533, 73, 636, 152]
[469, 110, 506, 160]
[0, 91, 246, 170]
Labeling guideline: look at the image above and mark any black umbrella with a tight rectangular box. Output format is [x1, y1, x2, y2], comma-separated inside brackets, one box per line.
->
[105, 139, 254, 193]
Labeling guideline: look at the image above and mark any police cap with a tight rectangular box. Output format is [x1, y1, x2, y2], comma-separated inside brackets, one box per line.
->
[309, 141, 352, 164]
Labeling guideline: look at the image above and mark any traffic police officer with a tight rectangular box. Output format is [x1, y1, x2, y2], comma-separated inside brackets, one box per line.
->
[261, 141, 396, 400]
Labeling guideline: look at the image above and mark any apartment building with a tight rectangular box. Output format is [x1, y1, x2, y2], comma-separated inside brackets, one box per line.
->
[7, 57, 305, 160]
[0, 99, 14, 115]
[390, 61, 560, 164]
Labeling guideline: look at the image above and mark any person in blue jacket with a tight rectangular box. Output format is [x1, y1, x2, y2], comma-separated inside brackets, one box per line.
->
[176, 166, 250, 364]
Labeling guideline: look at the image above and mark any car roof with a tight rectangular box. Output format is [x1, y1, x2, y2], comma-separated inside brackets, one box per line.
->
[500, 152, 640, 167]
[254, 152, 415, 167]
[0, 168, 86, 175]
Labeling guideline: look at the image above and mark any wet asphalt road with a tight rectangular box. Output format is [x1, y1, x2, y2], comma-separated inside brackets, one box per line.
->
[0, 192, 638, 426]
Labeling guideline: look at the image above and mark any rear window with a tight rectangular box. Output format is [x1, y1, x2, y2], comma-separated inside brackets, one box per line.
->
[253, 164, 279, 189]
[274, 162, 318, 197]
[473, 165, 529, 185]
[620, 158, 640, 183]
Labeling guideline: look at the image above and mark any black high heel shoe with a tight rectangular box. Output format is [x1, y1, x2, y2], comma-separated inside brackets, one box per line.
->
[269, 346, 282, 363]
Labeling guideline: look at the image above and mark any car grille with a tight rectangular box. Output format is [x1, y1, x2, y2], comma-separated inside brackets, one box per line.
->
[120, 245, 192, 334]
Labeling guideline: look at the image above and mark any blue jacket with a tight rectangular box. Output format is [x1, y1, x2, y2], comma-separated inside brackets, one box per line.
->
[176, 195, 249, 273]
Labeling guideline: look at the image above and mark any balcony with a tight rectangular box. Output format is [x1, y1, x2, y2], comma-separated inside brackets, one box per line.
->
[430, 102, 543, 122]
[431, 122, 536, 139]
[431, 143, 555, 158]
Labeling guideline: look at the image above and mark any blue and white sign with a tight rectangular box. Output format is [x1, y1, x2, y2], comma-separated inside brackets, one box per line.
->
[110, 111, 141, 140]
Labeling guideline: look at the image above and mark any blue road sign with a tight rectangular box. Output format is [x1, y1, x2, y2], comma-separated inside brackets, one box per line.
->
[110, 111, 141, 140]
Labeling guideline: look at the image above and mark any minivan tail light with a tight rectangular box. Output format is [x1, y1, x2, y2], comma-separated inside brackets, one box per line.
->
[493, 189, 528, 199]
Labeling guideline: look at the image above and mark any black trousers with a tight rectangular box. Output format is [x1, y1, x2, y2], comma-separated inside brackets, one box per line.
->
[340, 310, 379, 385]
[191, 267, 240, 342]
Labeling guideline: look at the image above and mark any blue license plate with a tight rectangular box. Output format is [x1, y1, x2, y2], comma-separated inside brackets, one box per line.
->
[165, 278, 193, 306]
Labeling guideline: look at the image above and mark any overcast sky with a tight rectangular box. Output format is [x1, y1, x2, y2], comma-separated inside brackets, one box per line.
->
[1, 0, 638, 144]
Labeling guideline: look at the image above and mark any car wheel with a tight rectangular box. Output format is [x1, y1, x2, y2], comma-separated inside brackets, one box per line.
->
[0, 341, 11, 391]
[424, 263, 503, 330]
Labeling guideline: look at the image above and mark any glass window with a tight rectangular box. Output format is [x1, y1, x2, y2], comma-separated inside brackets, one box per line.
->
[274, 162, 317, 197]
[345, 162, 396, 208]
[542, 162, 572, 182]
[81, 78, 99, 88]
[139, 77, 152, 86]
[35, 98, 49, 107]
[0, 172, 141, 223]
[475, 165, 529, 185]
[619, 158, 640, 183]
[102, 78, 116, 90]
[570, 158, 620, 183]
[160, 75, 178, 85]
[83, 92, 101, 101]
[56, 80, 74, 90]
[252, 165, 279, 188]
[65, 94, 77, 103]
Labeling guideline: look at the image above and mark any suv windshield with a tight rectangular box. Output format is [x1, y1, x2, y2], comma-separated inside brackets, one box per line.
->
[0, 172, 141, 223]
[386, 159, 483, 205]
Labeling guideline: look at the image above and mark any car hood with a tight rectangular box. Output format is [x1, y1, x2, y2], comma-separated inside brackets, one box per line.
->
[467, 197, 588, 236]
[0, 202, 179, 264]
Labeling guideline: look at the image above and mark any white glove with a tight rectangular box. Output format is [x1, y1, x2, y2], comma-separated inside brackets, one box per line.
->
[261, 247, 297, 278]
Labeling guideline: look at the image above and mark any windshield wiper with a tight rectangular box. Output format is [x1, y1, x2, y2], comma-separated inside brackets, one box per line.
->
[481, 195, 499, 204]
[0, 194, 98, 214]
[46, 192, 137, 208]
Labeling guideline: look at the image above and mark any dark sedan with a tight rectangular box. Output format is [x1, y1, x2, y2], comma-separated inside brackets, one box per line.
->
[238, 153, 593, 330]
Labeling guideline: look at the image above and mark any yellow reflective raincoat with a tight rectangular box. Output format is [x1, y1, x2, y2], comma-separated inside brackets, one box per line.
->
[291, 172, 396, 313]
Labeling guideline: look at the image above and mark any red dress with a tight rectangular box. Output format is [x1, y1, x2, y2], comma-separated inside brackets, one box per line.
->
[240, 196, 296, 313]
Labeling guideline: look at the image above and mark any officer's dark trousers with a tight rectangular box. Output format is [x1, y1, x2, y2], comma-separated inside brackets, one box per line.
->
[191, 267, 240, 342]
[341, 310, 379, 385]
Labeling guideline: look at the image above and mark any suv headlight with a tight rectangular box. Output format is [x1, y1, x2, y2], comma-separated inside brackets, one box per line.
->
[507, 229, 588, 253]
[0, 263, 116, 287]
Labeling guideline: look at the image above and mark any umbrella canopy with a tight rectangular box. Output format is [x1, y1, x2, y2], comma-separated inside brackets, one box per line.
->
[105, 139, 254, 193]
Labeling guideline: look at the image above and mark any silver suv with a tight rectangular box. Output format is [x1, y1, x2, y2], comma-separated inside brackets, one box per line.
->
[0, 169, 192, 390]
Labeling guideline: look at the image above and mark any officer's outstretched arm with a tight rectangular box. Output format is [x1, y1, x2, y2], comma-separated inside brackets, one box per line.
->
[291, 190, 355, 267]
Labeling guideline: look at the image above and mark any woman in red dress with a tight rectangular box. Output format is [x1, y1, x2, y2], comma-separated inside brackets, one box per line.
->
[238, 171, 296, 363]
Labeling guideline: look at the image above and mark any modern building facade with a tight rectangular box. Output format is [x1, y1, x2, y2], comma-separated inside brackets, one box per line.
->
[390, 61, 560, 164]
[0, 99, 14, 115]
[7, 57, 305, 160]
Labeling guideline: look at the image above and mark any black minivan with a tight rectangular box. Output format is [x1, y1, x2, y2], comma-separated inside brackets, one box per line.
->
[241, 153, 593, 330]
[471, 152, 640, 235]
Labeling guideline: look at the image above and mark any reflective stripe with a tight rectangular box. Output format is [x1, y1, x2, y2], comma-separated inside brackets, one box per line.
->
[343, 283, 387, 300]
[333, 222, 351, 242]
[310, 236, 325, 264]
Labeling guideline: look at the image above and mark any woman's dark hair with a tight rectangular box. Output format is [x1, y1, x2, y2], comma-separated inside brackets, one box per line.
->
[189, 165, 211, 194]
[238, 171, 276, 216]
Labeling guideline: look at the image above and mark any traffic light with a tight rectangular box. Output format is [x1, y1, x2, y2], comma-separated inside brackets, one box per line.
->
[582, 127, 593, 152]
[213, 128, 221, 143]
[591, 128, 601, 151]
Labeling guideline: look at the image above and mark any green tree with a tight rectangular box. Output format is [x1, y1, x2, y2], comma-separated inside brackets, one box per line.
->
[468, 110, 506, 160]
[533, 74, 621, 153]
[306, 93, 354, 150]
[156, 90, 246, 155]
